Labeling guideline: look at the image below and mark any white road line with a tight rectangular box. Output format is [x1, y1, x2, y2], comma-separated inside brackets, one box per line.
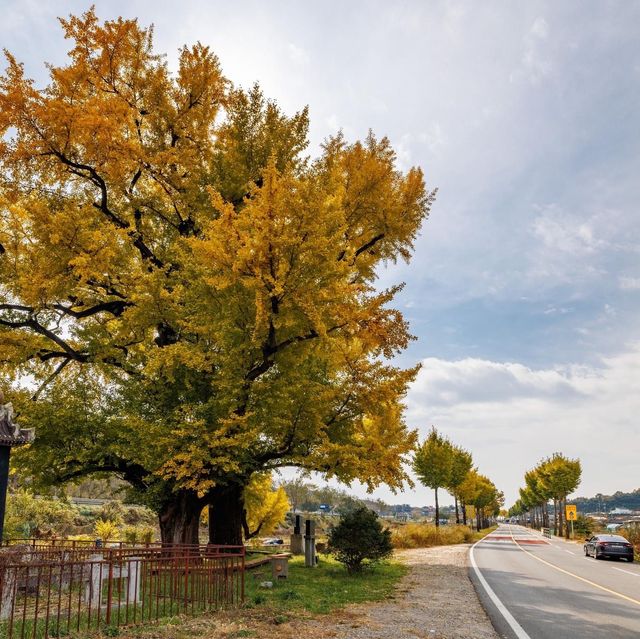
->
[564, 550, 575, 555]
[613, 567, 639, 577]
[470, 534, 532, 639]
[508, 526, 640, 607]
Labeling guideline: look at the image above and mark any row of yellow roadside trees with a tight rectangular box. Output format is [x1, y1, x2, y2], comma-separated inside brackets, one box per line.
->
[509, 453, 582, 537]
[412, 427, 504, 530]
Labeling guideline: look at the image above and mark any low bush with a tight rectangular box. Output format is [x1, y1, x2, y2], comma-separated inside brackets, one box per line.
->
[391, 523, 475, 548]
[328, 507, 393, 573]
[4, 492, 78, 539]
[94, 519, 119, 542]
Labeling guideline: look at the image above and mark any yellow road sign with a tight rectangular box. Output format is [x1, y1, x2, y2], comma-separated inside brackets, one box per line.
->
[566, 505, 577, 521]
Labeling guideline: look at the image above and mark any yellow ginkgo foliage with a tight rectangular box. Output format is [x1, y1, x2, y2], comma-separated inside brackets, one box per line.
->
[242, 474, 290, 540]
[0, 9, 435, 546]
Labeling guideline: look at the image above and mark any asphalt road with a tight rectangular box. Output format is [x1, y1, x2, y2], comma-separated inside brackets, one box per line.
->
[470, 524, 640, 638]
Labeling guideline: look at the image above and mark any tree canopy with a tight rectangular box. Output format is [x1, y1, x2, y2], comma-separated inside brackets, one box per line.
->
[412, 427, 453, 527]
[0, 10, 434, 544]
[511, 453, 581, 536]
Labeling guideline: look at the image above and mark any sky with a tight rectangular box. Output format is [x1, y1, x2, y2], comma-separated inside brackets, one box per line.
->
[1, 0, 639, 507]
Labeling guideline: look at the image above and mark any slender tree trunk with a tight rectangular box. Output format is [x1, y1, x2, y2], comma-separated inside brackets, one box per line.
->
[208, 482, 245, 546]
[462, 501, 467, 526]
[158, 490, 205, 545]
[454, 495, 460, 525]
[434, 487, 440, 528]
[553, 499, 558, 533]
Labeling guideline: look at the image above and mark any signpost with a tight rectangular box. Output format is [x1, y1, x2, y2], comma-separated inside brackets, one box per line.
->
[566, 505, 577, 539]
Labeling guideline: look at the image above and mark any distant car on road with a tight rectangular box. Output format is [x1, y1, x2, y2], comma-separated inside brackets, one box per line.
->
[584, 534, 634, 562]
[261, 537, 284, 546]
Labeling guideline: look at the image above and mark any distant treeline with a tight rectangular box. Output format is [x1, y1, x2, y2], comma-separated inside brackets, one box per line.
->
[570, 488, 640, 513]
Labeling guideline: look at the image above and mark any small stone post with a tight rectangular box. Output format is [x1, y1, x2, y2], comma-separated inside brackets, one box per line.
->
[290, 515, 304, 555]
[85, 554, 103, 607]
[0, 556, 16, 620]
[127, 557, 141, 604]
[304, 519, 316, 567]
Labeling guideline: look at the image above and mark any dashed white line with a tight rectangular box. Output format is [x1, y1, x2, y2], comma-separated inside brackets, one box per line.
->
[613, 567, 639, 577]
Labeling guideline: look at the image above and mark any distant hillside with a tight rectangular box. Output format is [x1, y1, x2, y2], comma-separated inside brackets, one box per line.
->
[570, 488, 640, 513]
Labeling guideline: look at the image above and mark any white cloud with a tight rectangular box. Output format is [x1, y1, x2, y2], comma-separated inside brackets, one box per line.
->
[405, 346, 640, 505]
[531, 212, 603, 255]
[287, 43, 309, 65]
[530, 17, 549, 39]
[619, 276, 640, 290]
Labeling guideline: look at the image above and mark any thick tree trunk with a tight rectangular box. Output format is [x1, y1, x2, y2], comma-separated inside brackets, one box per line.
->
[462, 501, 467, 526]
[454, 496, 460, 524]
[208, 482, 245, 546]
[158, 490, 205, 545]
[434, 487, 440, 528]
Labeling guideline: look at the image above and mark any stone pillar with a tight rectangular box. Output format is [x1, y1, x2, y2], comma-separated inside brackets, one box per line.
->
[85, 554, 103, 607]
[290, 515, 303, 555]
[304, 519, 316, 568]
[0, 562, 16, 619]
[127, 557, 141, 604]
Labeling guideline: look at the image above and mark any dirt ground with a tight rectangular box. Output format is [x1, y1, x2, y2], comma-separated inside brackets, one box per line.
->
[128, 544, 498, 639]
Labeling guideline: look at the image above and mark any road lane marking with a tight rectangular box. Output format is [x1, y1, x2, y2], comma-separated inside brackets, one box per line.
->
[508, 526, 640, 608]
[470, 535, 532, 639]
[613, 567, 639, 577]
[564, 550, 575, 555]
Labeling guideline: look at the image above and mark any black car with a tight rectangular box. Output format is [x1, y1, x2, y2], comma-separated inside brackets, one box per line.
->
[584, 534, 634, 562]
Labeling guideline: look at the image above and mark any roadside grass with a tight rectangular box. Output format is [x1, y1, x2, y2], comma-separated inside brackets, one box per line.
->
[117, 555, 406, 639]
[391, 523, 496, 548]
[244, 555, 406, 614]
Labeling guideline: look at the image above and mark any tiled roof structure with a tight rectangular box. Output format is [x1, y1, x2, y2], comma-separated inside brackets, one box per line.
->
[0, 399, 34, 447]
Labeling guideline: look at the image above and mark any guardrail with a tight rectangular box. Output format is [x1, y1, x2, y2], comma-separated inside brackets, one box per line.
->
[0, 543, 244, 638]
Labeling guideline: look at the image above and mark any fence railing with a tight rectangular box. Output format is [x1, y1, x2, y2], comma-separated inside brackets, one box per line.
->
[0, 544, 244, 639]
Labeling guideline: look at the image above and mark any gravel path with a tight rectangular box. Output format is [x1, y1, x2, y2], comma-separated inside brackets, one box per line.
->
[126, 544, 498, 639]
[305, 544, 498, 639]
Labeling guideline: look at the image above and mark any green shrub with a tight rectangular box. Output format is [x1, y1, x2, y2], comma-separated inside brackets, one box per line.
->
[97, 501, 125, 525]
[4, 492, 78, 539]
[327, 507, 392, 573]
[573, 515, 596, 538]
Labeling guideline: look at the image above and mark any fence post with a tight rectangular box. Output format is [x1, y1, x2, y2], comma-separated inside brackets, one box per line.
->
[0, 563, 15, 619]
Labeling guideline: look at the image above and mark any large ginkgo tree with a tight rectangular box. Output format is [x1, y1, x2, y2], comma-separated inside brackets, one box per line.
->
[0, 10, 435, 544]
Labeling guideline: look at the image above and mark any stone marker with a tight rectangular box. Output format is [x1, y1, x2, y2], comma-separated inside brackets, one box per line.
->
[290, 514, 304, 555]
[304, 519, 316, 568]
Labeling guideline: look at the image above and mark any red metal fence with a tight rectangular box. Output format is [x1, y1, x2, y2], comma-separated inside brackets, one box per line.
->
[0, 544, 245, 639]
